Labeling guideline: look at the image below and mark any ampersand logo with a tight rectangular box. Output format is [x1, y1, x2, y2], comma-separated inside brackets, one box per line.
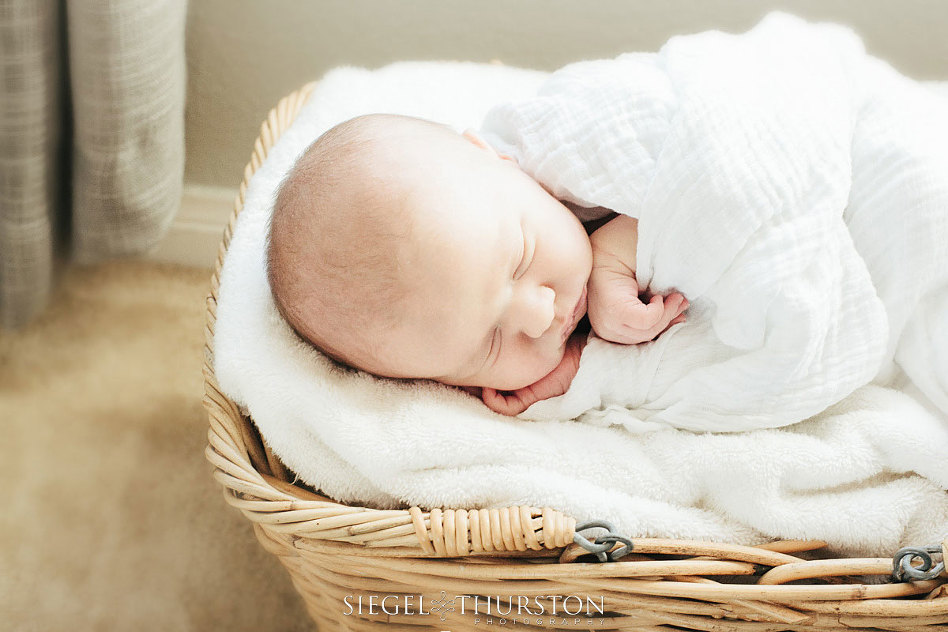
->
[429, 591, 457, 621]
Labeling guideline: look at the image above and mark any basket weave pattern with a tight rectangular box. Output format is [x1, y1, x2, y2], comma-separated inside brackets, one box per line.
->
[203, 84, 948, 631]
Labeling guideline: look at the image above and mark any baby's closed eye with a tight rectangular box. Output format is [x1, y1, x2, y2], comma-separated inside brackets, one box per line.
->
[513, 227, 532, 280]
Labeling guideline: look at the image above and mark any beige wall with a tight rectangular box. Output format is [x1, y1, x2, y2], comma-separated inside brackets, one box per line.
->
[185, 0, 948, 189]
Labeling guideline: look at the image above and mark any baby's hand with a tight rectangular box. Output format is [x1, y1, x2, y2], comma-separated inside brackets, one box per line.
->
[467, 332, 588, 416]
[587, 264, 688, 345]
[586, 213, 688, 345]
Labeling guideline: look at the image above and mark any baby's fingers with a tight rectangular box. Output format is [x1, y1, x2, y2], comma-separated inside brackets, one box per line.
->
[663, 292, 687, 313]
[651, 294, 688, 334]
[481, 387, 534, 416]
[620, 293, 665, 328]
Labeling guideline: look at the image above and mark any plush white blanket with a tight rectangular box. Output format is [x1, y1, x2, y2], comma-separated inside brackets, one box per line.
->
[213, 15, 948, 556]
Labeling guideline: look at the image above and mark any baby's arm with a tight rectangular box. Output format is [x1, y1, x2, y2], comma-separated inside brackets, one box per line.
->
[588, 214, 687, 344]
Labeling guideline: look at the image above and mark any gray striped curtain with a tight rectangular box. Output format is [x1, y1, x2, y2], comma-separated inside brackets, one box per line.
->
[0, 0, 186, 328]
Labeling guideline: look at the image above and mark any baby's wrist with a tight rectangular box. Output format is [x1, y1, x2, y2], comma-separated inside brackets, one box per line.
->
[590, 214, 639, 272]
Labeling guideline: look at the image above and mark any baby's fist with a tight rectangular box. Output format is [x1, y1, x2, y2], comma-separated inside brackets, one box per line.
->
[587, 267, 687, 345]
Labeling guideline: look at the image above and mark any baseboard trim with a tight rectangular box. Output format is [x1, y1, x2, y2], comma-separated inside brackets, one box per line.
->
[147, 184, 237, 268]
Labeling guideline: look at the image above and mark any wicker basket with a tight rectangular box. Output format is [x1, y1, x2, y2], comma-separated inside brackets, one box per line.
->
[203, 83, 948, 631]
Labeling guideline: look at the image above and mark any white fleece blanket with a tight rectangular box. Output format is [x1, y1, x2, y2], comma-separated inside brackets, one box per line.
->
[213, 15, 948, 556]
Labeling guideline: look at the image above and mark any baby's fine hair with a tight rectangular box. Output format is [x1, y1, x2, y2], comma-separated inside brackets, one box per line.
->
[265, 113, 451, 370]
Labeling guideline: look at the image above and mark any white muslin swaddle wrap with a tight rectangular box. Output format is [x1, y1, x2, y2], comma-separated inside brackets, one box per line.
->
[483, 13, 948, 431]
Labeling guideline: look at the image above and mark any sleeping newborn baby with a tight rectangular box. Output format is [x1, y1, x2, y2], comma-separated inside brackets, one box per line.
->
[266, 113, 687, 415]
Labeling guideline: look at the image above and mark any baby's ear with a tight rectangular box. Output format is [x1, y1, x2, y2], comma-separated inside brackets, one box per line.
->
[462, 129, 515, 163]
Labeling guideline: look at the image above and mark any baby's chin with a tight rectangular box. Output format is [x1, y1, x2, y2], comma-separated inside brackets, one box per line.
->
[491, 341, 572, 392]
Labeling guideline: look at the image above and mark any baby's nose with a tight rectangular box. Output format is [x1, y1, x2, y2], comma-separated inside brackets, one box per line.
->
[511, 285, 556, 339]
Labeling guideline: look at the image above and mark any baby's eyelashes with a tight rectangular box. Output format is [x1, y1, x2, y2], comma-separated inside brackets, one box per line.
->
[487, 326, 502, 365]
[513, 232, 532, 280]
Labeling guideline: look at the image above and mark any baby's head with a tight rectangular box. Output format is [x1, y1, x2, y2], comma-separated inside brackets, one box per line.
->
[267, 113, 592, 391]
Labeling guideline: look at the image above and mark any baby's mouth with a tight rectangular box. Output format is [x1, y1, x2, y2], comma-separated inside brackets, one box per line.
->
[560, 285, 588, 344]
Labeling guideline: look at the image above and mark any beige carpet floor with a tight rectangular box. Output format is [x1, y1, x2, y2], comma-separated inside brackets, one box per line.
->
[1, 260, 312, 631]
